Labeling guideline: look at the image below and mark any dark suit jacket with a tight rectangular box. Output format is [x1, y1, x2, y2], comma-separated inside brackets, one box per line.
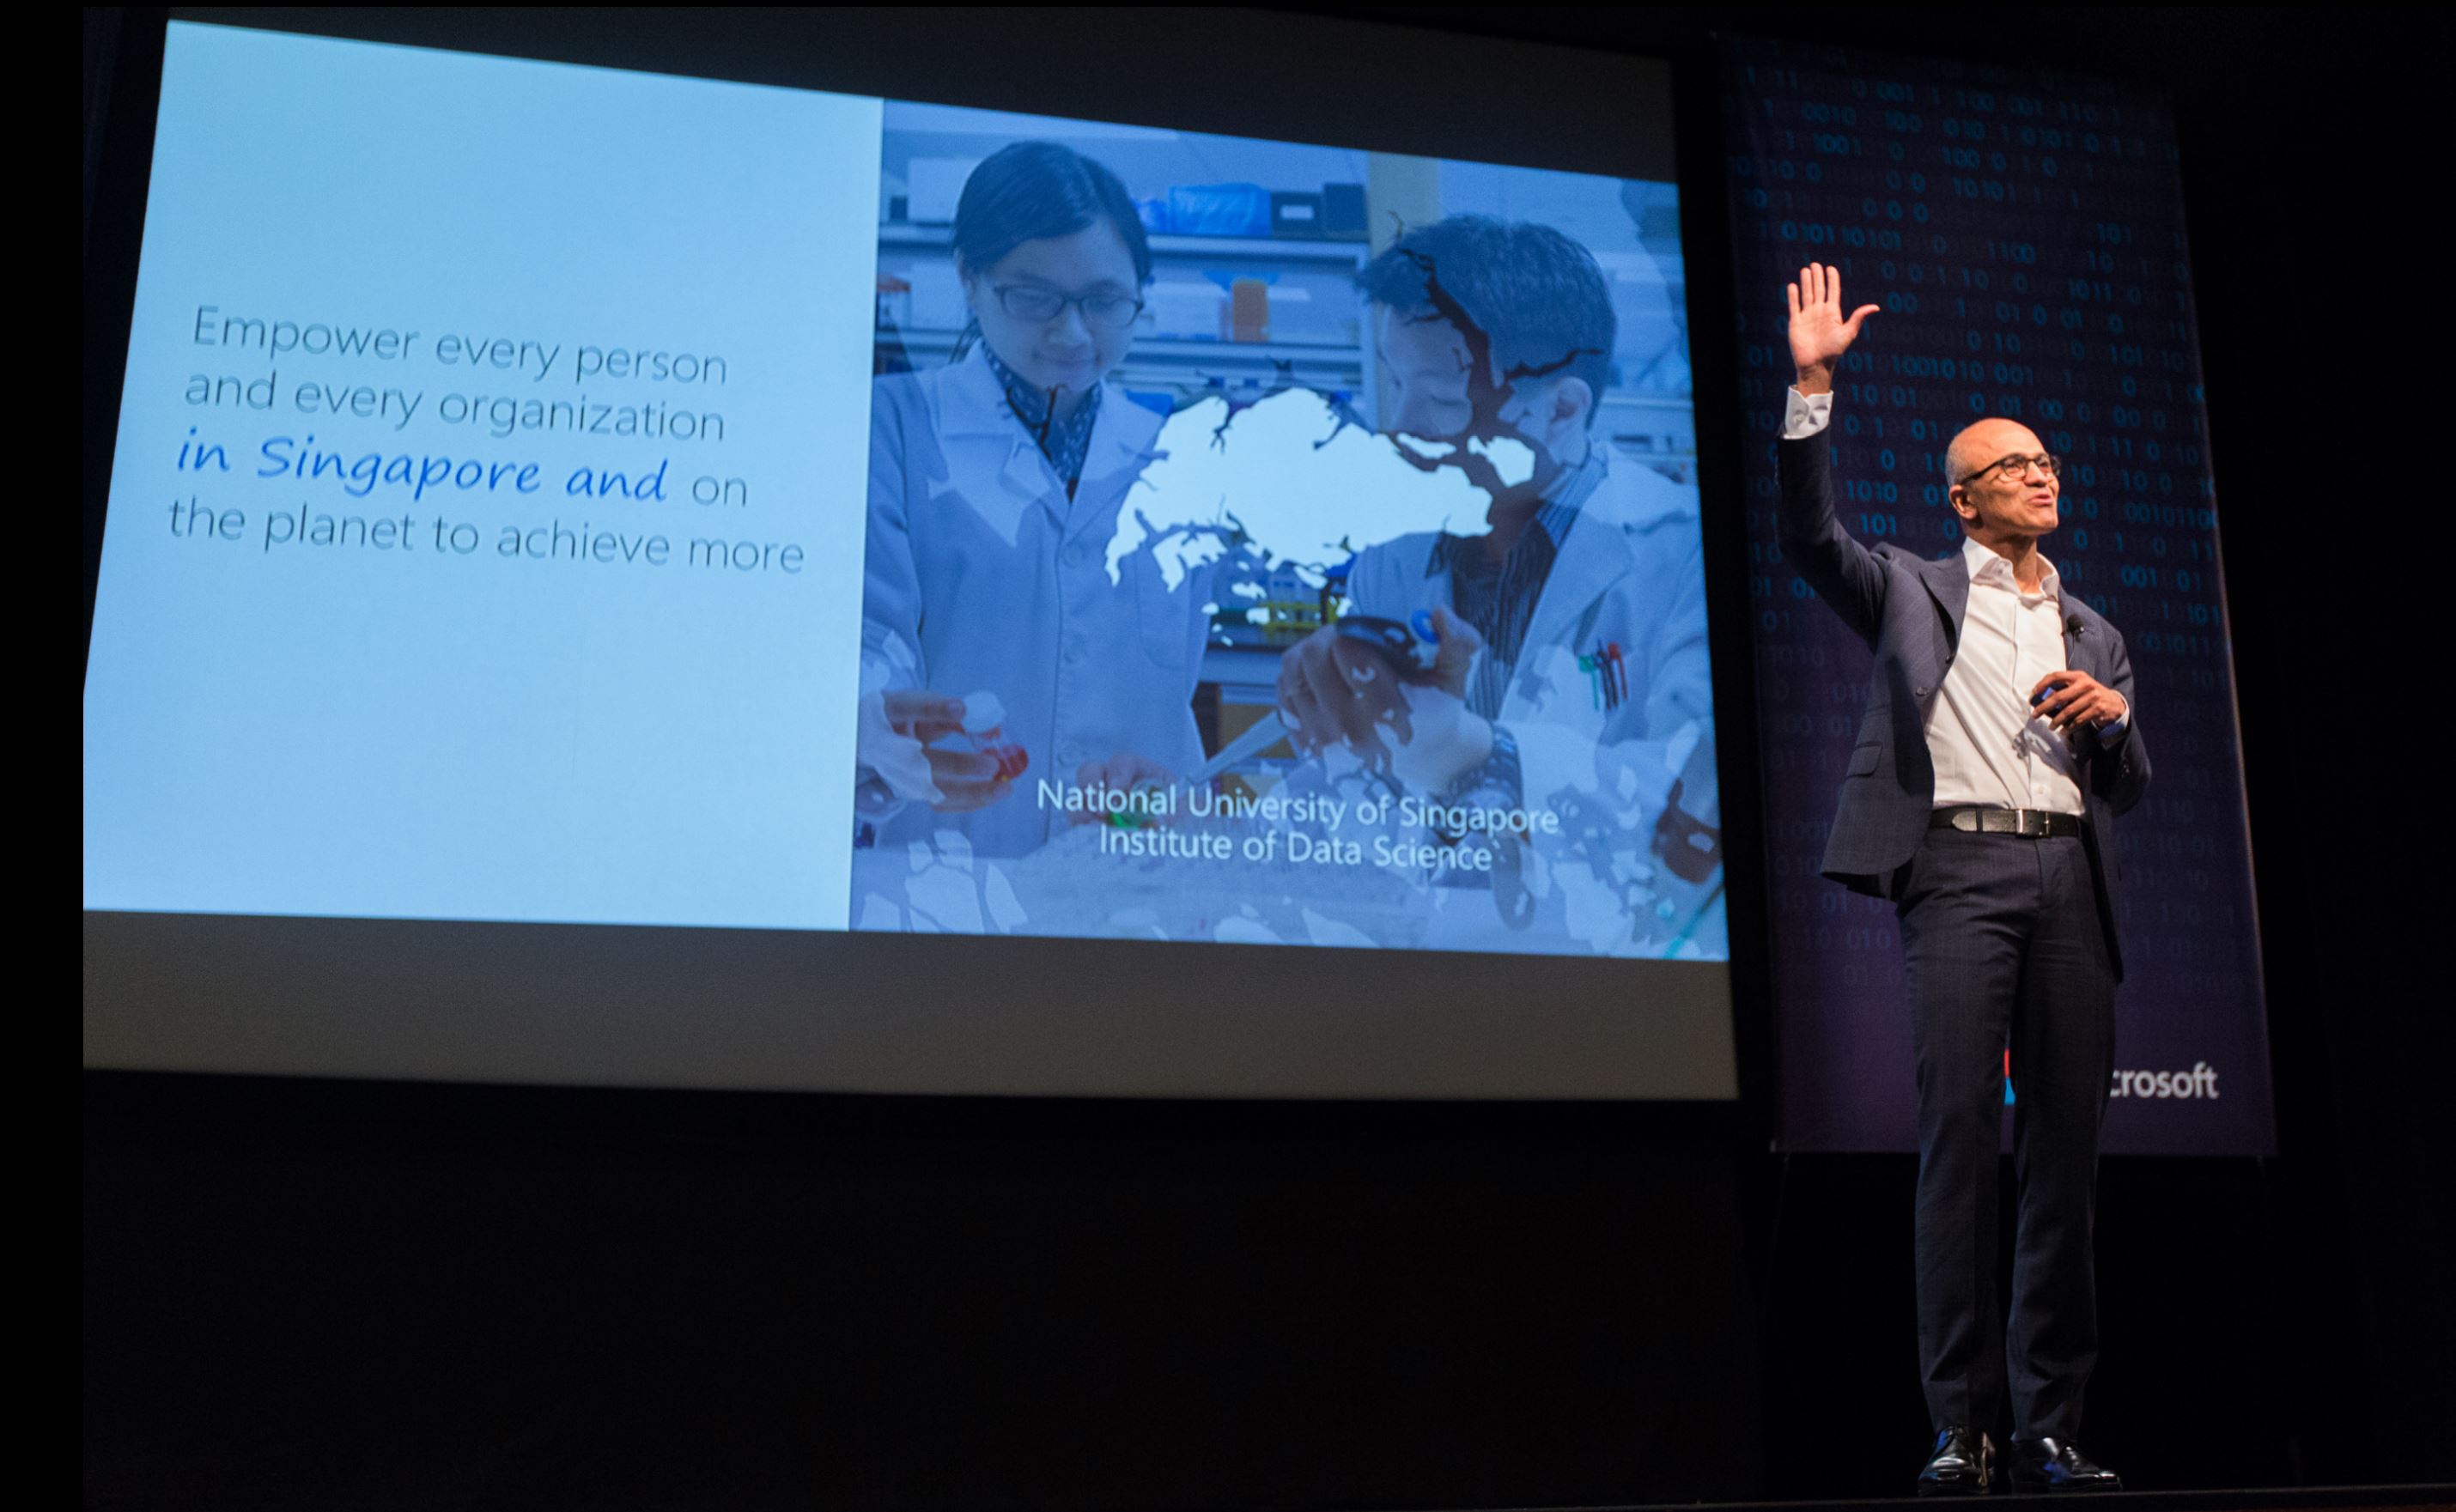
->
[1776, 422, 2151, 978]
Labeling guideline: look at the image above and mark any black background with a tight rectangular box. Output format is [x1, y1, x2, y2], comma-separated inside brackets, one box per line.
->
[1719, 37, 2278, 1157]
[84, 7, 2456, 1507]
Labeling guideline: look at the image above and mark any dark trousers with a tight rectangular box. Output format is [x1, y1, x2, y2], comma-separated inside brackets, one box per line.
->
[1896, 829, 2116, 1441]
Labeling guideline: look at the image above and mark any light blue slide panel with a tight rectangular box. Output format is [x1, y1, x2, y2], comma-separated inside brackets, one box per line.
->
[83, 23, 884, 928]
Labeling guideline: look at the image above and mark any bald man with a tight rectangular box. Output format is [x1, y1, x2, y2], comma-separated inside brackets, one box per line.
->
[1778, 264, 2149, 1495]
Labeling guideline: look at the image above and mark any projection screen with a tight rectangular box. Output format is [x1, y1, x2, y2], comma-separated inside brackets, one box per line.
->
[83, 10, 1736, 1099]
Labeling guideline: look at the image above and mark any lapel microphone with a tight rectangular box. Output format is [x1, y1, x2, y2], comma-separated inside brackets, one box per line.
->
[2064, 613, 2084, 640]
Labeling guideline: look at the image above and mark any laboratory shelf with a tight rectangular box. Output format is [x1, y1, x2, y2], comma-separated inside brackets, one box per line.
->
[878, 222, 1370, 264]
[883, 329, 1362, 365]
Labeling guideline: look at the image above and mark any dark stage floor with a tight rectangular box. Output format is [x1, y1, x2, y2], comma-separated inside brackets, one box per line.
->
[1411, 1486, 2456, 1512]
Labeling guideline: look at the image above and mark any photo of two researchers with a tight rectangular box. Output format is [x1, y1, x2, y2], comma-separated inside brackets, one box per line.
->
[849, 100, 1718, 961]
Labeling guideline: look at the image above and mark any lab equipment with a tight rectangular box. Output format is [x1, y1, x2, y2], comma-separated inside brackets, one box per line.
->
[1227, 278, 1270, 343]
[1331, 613, 1440, 677]
[958, 692, 1029, 780]
[1184, 708, 1290, 786]
[1270, 191, 1325, 240]
[1320, 183, 1368, 241]
[1147, 281, 1225, 339]
[1166, 183, 1272, 237]
[1182, 615, 1433, 787]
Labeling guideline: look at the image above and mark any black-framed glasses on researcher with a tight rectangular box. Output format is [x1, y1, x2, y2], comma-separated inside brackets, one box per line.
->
[992, 284, 1146, 330]
[1957, 452, 2061, 486]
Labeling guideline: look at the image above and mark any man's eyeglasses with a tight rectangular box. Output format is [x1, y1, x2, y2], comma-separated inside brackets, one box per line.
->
[992, 284, 1146, 331]
[1957, 452, 2062, 487]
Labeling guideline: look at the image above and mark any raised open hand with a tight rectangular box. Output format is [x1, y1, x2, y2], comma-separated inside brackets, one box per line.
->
[1786, 262, 1880, 392]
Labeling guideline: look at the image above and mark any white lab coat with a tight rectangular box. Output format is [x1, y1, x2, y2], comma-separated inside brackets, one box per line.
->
[861, 347, 1207, 858]
[1341, 456, 1716, 951]
[1346, 457, 1711, 793]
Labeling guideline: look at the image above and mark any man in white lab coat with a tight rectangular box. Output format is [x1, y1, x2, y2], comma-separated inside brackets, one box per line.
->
[1277, 216, 1717, 952]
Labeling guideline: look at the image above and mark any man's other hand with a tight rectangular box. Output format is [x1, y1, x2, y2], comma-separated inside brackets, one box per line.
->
[2029, 670, 2128, 734]
[1422, 605, 1484, 702]
[1277, 623, 1407, 756]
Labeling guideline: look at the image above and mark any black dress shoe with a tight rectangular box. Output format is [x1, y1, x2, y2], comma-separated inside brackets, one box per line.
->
[2008, 1436, 2123, 1492]
[1917, 1426, 1994, 1496]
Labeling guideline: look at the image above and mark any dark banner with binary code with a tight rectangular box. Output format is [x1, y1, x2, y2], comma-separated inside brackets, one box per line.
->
[1723, 39, 2274, 1155]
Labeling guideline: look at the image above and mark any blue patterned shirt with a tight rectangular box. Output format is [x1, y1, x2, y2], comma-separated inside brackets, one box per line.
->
[1427, 445, 1610, 720]
[982, 343, 1103, 497]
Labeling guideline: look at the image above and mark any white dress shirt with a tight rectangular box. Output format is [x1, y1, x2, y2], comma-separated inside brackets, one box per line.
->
[1784, 388, 2125, 815]
[1931, 536, 2085, 814]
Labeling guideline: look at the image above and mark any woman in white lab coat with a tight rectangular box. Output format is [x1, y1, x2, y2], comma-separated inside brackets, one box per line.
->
[857, 143, 1211, 859]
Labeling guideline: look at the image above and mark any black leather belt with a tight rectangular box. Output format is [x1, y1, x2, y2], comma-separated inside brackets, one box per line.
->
[1930, 805, 2082, 838]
